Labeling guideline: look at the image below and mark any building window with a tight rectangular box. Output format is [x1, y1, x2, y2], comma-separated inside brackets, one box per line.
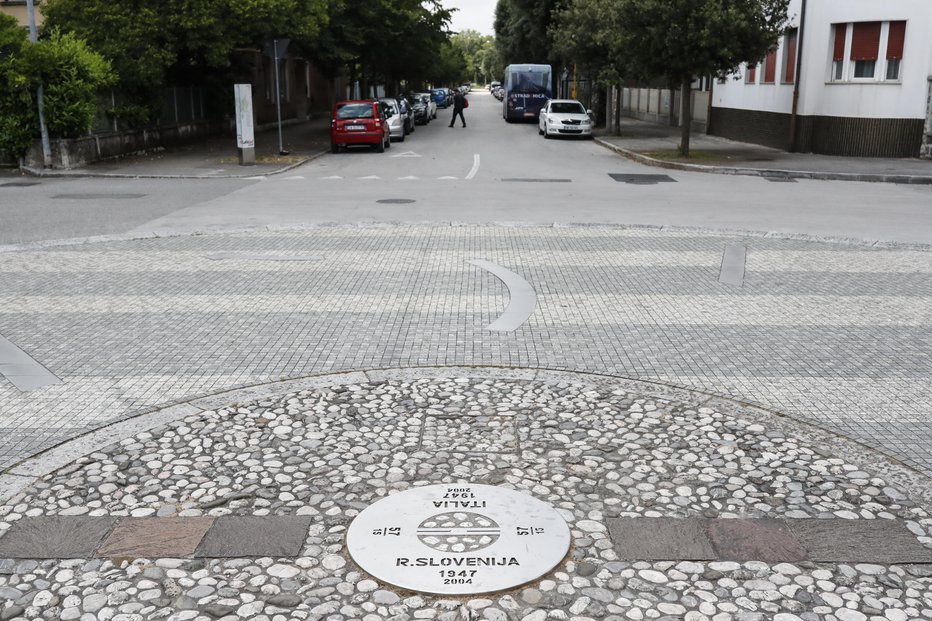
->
[745, 63, 757, 84]
[762, 50, 776, 84]
[850, 21, 880, 79]
[830, 21, 905, 83]
[886, 20, 905, 80]
[782, 28, 798, 83]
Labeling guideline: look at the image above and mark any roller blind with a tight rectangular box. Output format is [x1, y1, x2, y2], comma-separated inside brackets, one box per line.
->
[850, 22, 881, 61]
[886, 21, 906, 60]
[832, 24, 847, 61]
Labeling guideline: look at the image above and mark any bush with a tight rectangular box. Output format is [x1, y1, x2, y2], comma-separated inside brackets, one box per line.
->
[0, 20, 113, 158]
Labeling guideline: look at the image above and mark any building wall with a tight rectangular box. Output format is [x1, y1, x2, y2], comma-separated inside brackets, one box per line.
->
[0, 0, 43, 27]
[711, 0, 932, 156]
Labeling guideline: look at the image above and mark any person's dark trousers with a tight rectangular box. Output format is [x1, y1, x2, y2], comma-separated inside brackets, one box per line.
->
[449, 109, 466, 127]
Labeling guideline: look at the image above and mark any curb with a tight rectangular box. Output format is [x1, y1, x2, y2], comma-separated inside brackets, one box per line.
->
[594, 138, 932, 185]
[18, 150, 326, 180]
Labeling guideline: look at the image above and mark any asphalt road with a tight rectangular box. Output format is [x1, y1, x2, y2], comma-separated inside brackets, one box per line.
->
[2, 91, 931, 247]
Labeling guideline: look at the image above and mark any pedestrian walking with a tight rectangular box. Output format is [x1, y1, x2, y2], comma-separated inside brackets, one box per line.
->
[449, 90, 467, 128]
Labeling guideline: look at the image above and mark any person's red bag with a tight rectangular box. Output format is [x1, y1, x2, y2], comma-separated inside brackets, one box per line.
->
[464, 99, 469, 108]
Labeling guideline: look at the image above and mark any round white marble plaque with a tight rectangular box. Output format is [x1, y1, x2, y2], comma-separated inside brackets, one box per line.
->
[346, 483, 571, 595]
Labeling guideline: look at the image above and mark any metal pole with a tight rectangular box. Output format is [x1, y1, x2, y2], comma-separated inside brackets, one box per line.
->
[26, 0, 51, 167]
[273, 39, 287, 155]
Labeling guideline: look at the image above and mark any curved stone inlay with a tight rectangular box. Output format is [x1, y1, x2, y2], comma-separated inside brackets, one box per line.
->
[468, 259, 537, 331]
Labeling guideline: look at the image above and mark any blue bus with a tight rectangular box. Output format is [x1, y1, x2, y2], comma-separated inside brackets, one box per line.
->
[502, 64, 552, 121]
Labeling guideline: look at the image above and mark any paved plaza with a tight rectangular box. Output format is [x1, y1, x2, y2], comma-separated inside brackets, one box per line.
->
[0, 223, 930, 620]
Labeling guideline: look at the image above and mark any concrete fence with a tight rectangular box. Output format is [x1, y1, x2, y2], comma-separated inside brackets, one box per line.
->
[606, 86, 710, 134]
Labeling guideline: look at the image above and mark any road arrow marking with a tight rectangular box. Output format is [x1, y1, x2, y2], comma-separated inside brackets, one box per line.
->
[390, 151, 422, 158]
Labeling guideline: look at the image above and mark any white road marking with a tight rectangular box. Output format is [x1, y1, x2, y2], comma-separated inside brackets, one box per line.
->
[391, 151, 422, 158]
[466, 154, 480, 180]
[321, 176, 343, 180]
[397, 176, 419, 180]
[437, 176, 458, 180]
[359, 175, 381, 180]
[467, 260, 537, 332]
[245, 176, 267, 181]
[284, 176, 304, 180]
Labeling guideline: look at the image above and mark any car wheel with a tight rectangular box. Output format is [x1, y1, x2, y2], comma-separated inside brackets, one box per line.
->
[331, 144, 339, 153]
[375, 138, 385, 153]
[544, 124, 551, 138]
[538, 125, 544, 136]
[397, 133, 405, 142]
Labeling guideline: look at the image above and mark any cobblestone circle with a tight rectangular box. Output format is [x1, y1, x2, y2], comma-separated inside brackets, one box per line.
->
[1, 375, 931, 620]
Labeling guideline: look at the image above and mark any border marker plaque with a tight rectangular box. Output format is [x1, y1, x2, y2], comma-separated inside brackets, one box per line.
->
[347, 483, 571, 594]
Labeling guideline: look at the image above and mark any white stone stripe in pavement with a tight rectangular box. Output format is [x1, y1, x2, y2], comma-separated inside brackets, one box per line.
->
[2, 250, 929, 273]
[719, 244, 747, 286]
[467, 259, 537, 331]
[466, 154, 480, 180]
[0, 335, 61, 391]
[2, 294, 930, 325]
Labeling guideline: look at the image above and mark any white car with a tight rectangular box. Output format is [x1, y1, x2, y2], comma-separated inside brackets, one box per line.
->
[538, 99, 593, 139]
[415, 92, 438, 120]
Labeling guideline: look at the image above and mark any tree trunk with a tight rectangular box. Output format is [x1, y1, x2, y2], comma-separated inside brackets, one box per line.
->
[679, 75, 692, 157]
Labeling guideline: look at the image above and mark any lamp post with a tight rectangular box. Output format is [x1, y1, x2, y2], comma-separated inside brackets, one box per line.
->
[25, 0, 51, 168]
[265, 38, 290, 156]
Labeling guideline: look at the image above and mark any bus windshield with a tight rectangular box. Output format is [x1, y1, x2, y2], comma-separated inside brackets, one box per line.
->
[503, 64, 552, 121]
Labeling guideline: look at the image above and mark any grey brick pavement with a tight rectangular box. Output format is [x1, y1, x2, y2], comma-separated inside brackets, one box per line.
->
[0, 225, 930, 474]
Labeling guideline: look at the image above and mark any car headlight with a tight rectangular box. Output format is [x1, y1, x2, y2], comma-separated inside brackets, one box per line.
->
[580, 118, 591, 125]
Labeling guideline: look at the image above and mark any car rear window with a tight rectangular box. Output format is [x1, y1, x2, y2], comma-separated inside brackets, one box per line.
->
[551, 102, 586, 114]
[336, 103, 374, 119]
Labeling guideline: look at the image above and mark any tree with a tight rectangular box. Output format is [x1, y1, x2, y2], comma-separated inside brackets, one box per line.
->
[617, 0, 790, 156]
[494, 0, 562, 66]
[0, 16, 114, 159]
[42, 0, 329, 124]
[450, 30, 496, 84]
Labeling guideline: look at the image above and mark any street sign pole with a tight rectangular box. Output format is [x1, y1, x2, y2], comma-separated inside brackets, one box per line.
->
[273, 39, 287, 156]
[26, 0, 51, 168]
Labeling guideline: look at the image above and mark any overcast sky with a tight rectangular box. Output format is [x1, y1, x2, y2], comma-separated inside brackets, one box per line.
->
[439, 0, 498, 36]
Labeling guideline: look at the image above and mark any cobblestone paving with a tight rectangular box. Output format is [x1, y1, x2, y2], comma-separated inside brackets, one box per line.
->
[1, 376, 931, 620]
[0, 225, 930, 475]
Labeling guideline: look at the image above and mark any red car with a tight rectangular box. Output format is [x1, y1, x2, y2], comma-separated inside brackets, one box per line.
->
[330, 100, 391, 153]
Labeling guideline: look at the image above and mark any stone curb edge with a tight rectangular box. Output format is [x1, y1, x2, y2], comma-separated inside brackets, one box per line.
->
[2, 366, 930, 509]
[17, 150, 326, 180]
[594, 137, 932, 185]
[2, 222, 930, 255]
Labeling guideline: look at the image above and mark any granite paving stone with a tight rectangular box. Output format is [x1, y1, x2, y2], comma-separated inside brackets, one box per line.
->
[607, 517, 716, 561]
[0, 517, 116, 558]
[194, 515, 313, 558]
[97, 517, 215, 559]
[788, 518, 932, 564]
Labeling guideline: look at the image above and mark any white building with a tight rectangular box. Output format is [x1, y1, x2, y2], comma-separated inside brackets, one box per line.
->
[711, 0, 932, 158]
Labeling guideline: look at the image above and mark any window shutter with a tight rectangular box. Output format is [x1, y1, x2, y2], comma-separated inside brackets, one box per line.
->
[887, 21, 906, 60]
[833, 24, 847, 60]
[747, 64, 756, 83]
[763, 50, 776, 83]
[850, 22, 881, 61]
[784, 30, 798, 83]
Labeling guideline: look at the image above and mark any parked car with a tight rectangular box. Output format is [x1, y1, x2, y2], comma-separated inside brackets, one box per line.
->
[492, 86, 504, 101]
[397, 97, 415, 134]
[330, 100, 390, 153]
[409, 93, 432, 125]
[379, 98, 407, 142]
[489, 81, 501, 92]
[461, 83, 471, 93]
[538, 99, 594, 139]
[431, 88, 449, 109]
[415, 92, 437, 120]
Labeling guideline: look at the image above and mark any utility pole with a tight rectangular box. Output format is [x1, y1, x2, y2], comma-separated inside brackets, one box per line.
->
[26, 0, 51, 168]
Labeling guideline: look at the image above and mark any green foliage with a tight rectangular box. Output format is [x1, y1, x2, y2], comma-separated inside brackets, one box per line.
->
[0, 18, 113, 157]
[615, 0, 791, 83]
[494, 0, 562, 66]
[42, 0, 330, 116]
[550, 0, 625, 85]
[450, 30, 498, 84]
[25, 30, 115, 139]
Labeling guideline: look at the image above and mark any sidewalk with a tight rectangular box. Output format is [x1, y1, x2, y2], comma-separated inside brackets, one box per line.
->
[596, 118, 932, 184]
[20, 117, 331, 179]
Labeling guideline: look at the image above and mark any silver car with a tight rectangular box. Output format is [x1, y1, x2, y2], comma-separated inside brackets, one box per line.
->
[415, 92, 438, 120]
[379, 98, 406, 142]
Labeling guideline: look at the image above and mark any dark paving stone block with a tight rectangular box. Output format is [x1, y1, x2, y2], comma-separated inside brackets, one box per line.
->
[788, 519, 932, 564]
[607, 518, 716, 560]
[707, 519, 806, 562]
[0, 517, 116, 559]
[195, 515, 312, 558]
[98, 517, 214, 559]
